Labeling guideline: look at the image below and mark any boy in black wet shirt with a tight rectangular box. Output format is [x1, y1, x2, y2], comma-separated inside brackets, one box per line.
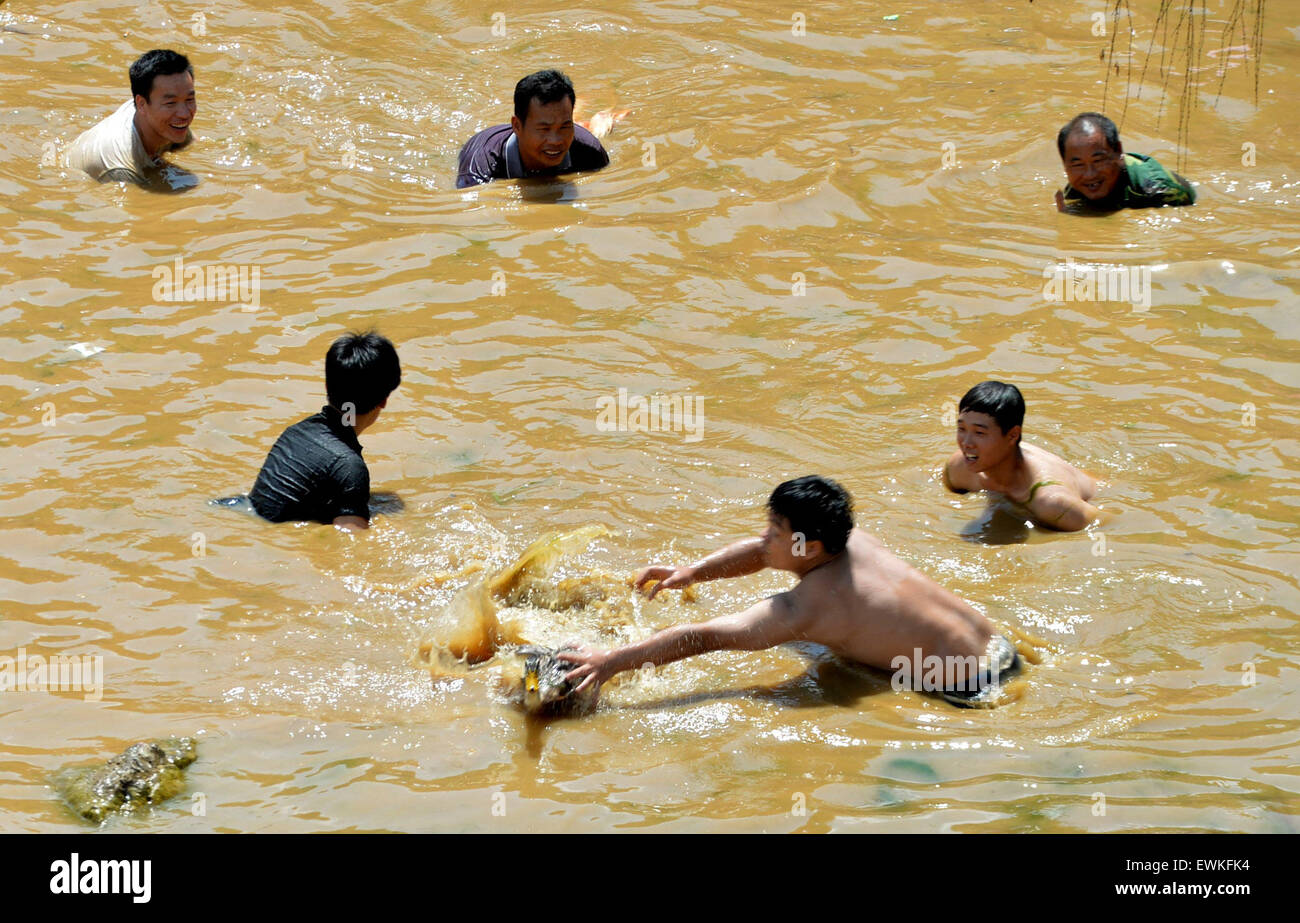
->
[246, 331, 400, 531]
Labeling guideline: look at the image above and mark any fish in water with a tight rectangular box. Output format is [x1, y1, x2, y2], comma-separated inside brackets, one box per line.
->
[516, 644, 596, 717]
[419, 525, 613, 666]
[575, 107, 630, 140]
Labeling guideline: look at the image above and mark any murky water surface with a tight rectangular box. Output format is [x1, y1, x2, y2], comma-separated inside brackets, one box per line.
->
[1, 0, 1297, 832]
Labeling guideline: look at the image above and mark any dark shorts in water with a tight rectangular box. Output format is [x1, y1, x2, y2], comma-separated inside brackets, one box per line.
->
[367, 492, 405, 516]
[941, 635, 1022, 708]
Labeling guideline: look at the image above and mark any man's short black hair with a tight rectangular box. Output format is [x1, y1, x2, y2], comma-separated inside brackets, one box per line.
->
[130, 49, 194, 102]
[325, 331, 401, 417]
[768, 476, 854, 555]
[959, 381, 1025, 442]
[514, 69, 576, 124]
[1057, 112, 1121, 158]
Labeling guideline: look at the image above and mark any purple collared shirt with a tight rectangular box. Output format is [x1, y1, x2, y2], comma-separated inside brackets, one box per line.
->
[455, 123, 609, 188]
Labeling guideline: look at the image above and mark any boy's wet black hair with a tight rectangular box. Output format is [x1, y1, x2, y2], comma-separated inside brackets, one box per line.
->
[514, 69, 576, 124]
[959, 381, 1025, 443]
[129, 49, 194, 102]
[767, 476, 854, 555]
[1057, 111, 1121, 158]
[325, 331, 400, 417]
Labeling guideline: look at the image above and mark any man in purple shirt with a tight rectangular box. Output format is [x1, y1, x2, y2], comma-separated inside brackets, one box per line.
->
[456, 69, 609, 188]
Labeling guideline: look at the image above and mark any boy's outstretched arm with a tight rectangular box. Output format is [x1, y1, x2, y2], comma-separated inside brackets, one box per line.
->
[634, 536, 767, 600]
[1032, 491, 1102, 532]
[558, 592, 805, 698]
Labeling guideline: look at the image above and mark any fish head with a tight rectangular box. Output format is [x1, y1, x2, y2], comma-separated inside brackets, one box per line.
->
[522, 654, 544, 710]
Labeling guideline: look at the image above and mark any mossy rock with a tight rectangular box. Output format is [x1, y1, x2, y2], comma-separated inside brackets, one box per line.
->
[54, 737, 197, 824]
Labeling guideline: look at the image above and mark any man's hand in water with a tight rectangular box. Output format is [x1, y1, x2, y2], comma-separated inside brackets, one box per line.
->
[556, 646, 616, 698]
[1055, 189, 1066, 212]
[634, 564, 696, 600]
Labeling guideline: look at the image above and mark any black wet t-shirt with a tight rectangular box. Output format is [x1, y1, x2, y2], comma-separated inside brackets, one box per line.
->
[248, 405, 370, 524]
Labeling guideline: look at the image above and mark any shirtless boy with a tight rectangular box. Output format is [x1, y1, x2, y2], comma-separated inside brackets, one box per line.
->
[943, 381, 1100, 532]
[559, 476, 1019, 707]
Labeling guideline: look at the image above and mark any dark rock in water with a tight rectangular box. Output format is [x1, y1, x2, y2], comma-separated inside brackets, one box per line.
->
[516, 645, 596, 717]
[54, 737, 197, 824]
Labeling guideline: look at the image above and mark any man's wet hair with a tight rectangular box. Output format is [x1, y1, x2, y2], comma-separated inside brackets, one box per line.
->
[768, 476, 854, 555]
[130, 49, 194, 102]
[325, 331, 401, 417]
[1057, 112, 1121, 158]
[514, 69, 576, 123]
[959, 381, 1025, 442]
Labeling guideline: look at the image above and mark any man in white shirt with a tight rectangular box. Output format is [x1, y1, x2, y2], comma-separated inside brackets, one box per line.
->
[67, 49, 196, 186]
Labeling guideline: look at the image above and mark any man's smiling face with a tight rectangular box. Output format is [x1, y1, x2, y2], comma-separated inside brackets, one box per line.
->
[511, 96, 574, 172]
[1062, 127, 1124, 201]
[135, 70, 196, 149]
[956, 410, 1020, 473]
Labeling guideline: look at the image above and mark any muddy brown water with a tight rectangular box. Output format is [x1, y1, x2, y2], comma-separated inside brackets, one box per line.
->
[0, 0, 1297, 832]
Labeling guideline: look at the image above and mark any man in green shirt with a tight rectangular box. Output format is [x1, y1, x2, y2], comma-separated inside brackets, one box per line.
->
[1054, 112, 1195, 213]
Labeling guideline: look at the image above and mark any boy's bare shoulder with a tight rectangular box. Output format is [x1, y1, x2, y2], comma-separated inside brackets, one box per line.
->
[792, 530, 879, 591]
[1022, 443, 1095, 498]
[942, 451, 973, 492]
